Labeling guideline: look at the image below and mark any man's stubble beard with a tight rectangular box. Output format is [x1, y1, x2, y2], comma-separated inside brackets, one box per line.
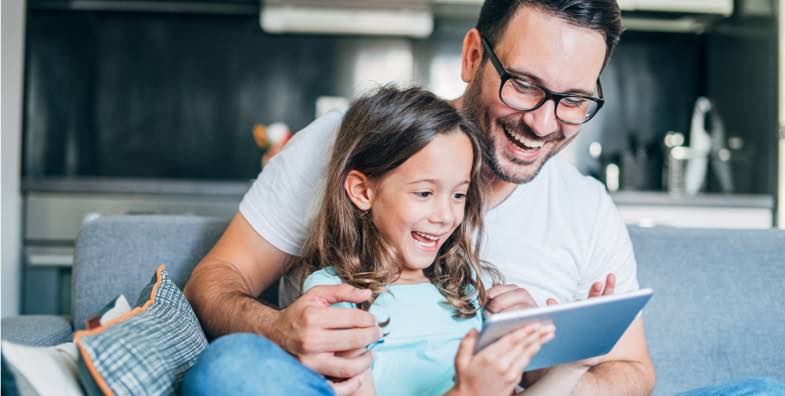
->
[461, 75, 569, 185]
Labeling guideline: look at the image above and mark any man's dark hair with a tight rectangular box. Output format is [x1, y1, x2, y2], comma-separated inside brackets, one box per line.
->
[476, 0, 622, 64]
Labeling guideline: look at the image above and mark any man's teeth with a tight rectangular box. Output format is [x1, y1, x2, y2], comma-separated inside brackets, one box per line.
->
[506, 127, 544, 149]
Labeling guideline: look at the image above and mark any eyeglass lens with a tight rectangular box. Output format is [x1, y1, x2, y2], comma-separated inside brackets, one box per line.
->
[500, 78, 599, 124]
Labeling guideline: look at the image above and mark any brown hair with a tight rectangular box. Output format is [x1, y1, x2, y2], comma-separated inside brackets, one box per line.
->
[477, 0, 623, 65]
[299, 85, 500, 318]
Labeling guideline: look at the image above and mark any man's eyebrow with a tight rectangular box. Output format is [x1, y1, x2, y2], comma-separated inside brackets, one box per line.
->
[507, 67, 595, 96]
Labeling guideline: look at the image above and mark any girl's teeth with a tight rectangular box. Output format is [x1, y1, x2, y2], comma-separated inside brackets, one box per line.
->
[416, 232, 437, 241]
[412, 231, 438, 247]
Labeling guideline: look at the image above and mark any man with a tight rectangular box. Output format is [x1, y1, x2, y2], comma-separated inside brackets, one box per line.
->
[184, 1, 647, 394]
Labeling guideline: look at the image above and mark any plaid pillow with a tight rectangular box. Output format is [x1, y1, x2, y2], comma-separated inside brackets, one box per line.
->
[74, 265, 207, 396]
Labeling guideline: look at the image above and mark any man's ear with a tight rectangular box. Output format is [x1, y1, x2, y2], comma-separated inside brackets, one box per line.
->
[344, 170, 375, 211]
[461, 28, 484, 84]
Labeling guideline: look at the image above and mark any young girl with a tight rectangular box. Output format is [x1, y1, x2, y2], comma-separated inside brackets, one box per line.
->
[299, 86, 554, 396]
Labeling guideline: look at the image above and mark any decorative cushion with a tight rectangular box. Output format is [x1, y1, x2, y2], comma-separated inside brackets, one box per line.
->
[74, 265, 207, 396]
[0, 341, 84, 396]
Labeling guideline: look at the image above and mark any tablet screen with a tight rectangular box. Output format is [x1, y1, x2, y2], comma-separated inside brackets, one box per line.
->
[475, 288, 653, 371]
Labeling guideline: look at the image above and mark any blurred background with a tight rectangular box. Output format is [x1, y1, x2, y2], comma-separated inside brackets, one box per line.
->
[2, 0, 783, 316]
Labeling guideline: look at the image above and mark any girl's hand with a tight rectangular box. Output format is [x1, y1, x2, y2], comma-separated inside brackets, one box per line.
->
[448, 323, 555, 396]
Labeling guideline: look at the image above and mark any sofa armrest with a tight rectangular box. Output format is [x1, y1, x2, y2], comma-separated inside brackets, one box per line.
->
[1, 316, 73, 346]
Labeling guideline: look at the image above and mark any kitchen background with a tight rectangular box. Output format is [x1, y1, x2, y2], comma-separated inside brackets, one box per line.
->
[1, 0, 783, 316]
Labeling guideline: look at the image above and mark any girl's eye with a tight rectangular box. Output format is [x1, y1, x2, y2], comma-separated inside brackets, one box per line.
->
[454, 192, 467, 200]
[414, 191, 432, 198]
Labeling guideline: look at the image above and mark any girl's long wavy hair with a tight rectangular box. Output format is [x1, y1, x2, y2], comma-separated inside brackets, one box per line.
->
[299, 85, 501, 318]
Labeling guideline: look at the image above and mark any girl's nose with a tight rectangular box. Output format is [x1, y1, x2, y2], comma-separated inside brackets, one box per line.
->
[430, 199, 454, 224]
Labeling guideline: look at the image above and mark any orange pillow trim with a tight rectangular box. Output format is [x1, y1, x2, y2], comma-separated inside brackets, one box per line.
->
[73, 264, 166, 396]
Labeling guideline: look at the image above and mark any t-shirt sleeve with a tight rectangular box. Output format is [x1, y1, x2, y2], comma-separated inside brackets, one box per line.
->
[302, 268, 355, 309]
[578, 183, 640, 299]
[239, 110, 344, 256]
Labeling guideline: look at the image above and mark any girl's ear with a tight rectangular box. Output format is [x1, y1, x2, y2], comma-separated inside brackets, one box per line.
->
[344, 170, 376, 211]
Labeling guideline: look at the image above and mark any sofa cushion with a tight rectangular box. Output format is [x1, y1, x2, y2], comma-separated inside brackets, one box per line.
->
[630, 226, 785, 395]
[74, 265, 207, 396]
[72, 215, 228, 330]
[1, 316, 73, 347]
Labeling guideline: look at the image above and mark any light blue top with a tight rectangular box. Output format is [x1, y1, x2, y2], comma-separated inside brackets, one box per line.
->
[303, 268, 483, 396]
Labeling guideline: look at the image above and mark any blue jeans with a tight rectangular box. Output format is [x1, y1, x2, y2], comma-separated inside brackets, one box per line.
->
[180, 334, 785, 396]
[677, 377, 785, 396]
[181, 333, 334, 396]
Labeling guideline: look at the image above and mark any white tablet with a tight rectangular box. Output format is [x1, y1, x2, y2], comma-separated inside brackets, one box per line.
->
[475, 288, 653, 371]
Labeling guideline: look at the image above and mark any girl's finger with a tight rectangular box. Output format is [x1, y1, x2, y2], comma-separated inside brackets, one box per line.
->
[480, 324, 540, 368]
[546, 298, 559, 306]
[455, 329, 478, 372]
[505, 324, 555, 369]
[502, 326, 553, 373]
[510, 338, 543, 373]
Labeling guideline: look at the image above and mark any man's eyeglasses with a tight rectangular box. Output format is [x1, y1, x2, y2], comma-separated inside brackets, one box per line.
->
[481, 36, 604, 125]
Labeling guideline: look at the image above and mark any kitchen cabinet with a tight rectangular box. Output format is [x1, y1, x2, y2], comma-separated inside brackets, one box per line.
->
[625, 0, 732, 16]
[613, 192, 774, 229]
[435, 0, 732, 15]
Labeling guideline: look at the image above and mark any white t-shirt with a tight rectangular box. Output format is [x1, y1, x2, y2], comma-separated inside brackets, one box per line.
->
[239, 110, 639, 307]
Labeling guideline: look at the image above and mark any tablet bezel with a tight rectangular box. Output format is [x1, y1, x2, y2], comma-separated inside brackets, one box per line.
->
[475, 288, 653, 371]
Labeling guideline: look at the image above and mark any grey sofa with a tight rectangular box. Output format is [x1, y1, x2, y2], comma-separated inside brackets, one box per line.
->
[2, 215, 784, 395]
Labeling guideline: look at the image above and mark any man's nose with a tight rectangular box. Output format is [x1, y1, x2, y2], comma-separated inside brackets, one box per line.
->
[524, 99, 559, 137]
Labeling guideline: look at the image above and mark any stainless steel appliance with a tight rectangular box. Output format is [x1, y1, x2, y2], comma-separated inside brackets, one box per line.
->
[22, 178, 248, 314]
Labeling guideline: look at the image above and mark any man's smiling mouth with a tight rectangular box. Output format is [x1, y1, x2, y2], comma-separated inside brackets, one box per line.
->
[502, 124, 545, 151]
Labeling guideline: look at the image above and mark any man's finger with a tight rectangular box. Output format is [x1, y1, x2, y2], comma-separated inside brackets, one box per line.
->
[486, 288, 537, 313]
[329, 372, 365, 396]
[587, 281, 603, 298]
[487, 284, 521, 299]
[305, 284, 372, 305]
[503, 303, 537, 312]
[312, 327, 382, 352]
[602, 273, 616, 296]
[335, 347, 367, 359]
[308, 306, 378, 329]
[301, 351, 373, 379]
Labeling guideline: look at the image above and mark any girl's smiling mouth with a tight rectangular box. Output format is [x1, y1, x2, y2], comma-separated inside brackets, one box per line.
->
[411, 231, 444, 252]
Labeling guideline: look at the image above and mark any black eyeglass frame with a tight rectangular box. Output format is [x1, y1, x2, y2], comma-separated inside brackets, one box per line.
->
[481, 36, 605, 125]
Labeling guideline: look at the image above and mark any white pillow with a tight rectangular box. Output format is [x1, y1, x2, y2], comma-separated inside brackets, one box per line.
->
[1, 341, 84, 396]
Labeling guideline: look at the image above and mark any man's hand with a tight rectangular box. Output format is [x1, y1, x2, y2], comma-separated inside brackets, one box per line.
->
[543, 273, 616, 367]
[269, 284, 382, 393]
[525, 273, 618, 386]
[320, 349, 374, 396]
[485, 284, 538, 314]
[586, 273, 615, 299]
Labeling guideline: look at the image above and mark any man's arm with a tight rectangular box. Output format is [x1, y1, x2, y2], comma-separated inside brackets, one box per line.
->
[562, 185, 654, 395]
[522, 276, 654, 395]
[569, 317, 655, 396]
[491, 277, 655, 395]
[184, 213, 288, 339]
[184, 213, 381, 388]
